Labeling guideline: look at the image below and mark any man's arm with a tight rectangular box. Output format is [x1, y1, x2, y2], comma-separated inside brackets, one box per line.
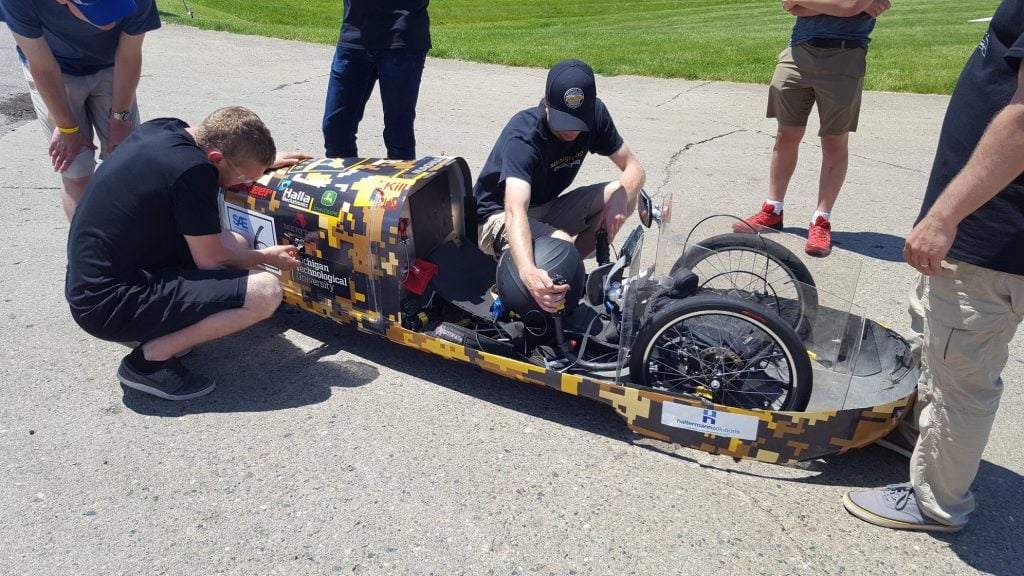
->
[504, 176, 569, 313]
[108, 32, 147, 152]
[786, 0, 879, 17]
[186, 232, 300, 271]
[11, 32, 95, 172]
[600, 143, 646, 240]
[904, 64, 1024, 276]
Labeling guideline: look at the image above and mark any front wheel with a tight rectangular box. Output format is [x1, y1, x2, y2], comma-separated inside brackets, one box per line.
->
[628, 295, 812, 411]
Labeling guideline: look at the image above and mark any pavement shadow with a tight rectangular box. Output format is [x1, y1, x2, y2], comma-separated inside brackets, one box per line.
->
[268, 310, 639, 445]
[122, 310, 377, 416]
[708, 444, 1024, 574]
[780, 226, 906, 262]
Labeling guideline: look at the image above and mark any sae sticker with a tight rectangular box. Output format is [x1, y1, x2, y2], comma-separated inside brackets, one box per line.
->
[224, 205, 280, 275]
[661, 403, 759, 441]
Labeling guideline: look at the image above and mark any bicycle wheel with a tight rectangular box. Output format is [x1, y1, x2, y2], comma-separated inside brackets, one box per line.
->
[629, 295, 812, 411]
[673, 233, 817, 337]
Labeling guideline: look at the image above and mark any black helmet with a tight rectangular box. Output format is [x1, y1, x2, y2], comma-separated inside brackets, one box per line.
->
[496, 236, 585, 317]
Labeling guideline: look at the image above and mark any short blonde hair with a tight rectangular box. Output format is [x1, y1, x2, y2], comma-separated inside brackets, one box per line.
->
[194, 106, 276, 166]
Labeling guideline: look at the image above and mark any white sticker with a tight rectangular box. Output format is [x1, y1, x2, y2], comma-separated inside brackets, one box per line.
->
[661, 403, 760, 441]
[225, 205, 280, 274]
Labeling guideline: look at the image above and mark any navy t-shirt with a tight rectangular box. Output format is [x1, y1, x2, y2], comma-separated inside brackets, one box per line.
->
[916, 0, 1024, 275]
[338, 0, 430, 51]
[66, 118, 222, 316]
[473, 99, 624, 221]
[790, 13, 875, 46]
[0, 0, 160, 76]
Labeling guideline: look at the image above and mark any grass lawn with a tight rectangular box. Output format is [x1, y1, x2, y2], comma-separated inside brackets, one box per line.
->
[156, 0, 999, 94]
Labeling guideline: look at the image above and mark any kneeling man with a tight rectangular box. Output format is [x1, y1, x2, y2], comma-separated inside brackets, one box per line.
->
[66, 106, 307, 400]
[473, 59, 646, 313]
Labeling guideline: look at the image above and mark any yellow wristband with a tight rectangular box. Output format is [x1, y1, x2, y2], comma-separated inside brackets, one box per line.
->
[57, 125, 80, 134]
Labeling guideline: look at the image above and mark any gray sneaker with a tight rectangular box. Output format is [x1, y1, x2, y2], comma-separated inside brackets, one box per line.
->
[117, 356, 216, 401]
[843, 483, 963, 533]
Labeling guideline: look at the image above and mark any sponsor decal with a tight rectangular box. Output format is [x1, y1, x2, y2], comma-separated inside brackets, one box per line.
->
[248, 184, 274, 199]
[405, 156, 446, 177]
[224, 205, 280, 274]
[661, 403, 759, 441]
[563, 87, 584, 109]
[292, 253, 350, 296]
[312, 189, 340, 217]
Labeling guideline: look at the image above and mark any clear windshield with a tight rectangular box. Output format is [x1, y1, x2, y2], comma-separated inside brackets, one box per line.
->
[614, 190, 880, 411]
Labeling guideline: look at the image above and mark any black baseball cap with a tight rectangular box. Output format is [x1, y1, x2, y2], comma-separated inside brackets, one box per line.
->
[545, 59, 596, 132]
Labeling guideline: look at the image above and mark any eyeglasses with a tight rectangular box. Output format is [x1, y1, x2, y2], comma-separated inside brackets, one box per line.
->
[222, 156, 259, 185]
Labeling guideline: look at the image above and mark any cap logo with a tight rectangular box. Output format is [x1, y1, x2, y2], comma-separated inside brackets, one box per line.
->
[563, 87, 584, 110]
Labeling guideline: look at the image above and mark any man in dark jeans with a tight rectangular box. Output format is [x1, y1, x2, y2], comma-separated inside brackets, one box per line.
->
[322, 0, 430, 160]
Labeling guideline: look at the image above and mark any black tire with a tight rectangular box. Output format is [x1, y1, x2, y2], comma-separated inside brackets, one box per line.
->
[673, 233, 817, 338]
[628, 295, 812, 411]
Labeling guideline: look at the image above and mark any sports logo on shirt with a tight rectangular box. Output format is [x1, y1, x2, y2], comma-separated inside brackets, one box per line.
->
[563, 87, 584, 109]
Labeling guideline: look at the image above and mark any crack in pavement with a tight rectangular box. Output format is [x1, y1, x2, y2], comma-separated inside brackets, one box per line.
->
[657, 129, 745, 193]
[655, 82, 713, 108]
[270, 75, 325, 92]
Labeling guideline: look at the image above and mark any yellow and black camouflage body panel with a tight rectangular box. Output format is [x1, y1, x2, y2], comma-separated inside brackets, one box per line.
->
[387, 324, 914, 465]
[223, 156, 468, 335]
[222, 156, 915, 465]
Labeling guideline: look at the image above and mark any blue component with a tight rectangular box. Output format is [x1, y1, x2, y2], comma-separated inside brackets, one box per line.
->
[491, 296, 504, 321]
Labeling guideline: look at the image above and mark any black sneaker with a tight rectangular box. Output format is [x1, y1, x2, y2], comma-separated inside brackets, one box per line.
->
[117, 356, 216, 401]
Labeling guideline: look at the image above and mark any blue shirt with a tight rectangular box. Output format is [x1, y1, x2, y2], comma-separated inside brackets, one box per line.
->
[790, 13, 875, 46]
[0, 0, 160, 76]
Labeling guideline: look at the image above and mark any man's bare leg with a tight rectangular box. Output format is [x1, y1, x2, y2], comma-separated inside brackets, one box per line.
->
[61, 175, 91, 222]
[140, 271, 283, 362]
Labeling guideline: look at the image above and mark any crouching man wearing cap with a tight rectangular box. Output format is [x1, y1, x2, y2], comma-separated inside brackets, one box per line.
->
[473, 59, 646, 313]
[0, 0, 160, 221]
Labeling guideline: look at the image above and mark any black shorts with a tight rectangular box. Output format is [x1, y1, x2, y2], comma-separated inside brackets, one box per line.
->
[70, 268, 249, 343]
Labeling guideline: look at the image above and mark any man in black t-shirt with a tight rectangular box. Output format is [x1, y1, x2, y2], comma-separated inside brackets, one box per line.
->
[66, 107, 307, 401]
[844, 0, 1024, 532]
[322, 0, 430, 160]
[473, 59, 646, 313]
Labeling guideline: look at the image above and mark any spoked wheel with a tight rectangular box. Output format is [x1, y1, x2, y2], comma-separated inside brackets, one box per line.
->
[629, 296, 812, 411]
[673, 233, 817, 338]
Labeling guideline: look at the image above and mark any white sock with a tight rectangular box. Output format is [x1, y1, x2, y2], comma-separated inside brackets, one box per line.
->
[812, 210, 831, 223]
[765, 200, 784, 215]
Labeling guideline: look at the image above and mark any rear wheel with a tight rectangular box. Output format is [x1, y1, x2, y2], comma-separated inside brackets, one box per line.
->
[673, 233, 816, 337]
[629, 295, 812, 411]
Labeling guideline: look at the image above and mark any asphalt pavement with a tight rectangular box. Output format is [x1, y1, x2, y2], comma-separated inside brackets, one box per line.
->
[1, 23, 1021, 576]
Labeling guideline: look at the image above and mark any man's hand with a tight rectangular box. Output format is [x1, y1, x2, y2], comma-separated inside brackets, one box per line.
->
[270, 151, 313, 170]
[49, 128, 96, 172]
[903, 213, 956, 276]
[782, 0, 798, 11]
[263, 244, 301, 271]
[866, 0, 891, 18]
[521, 266, 570, 313]
[107, 117, 133, 154]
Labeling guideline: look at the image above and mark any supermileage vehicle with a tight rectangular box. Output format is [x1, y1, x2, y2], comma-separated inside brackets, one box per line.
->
[220, 156, 918, 465]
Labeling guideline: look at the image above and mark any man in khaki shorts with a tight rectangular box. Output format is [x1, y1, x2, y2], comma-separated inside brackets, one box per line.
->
[0, 0, 160, 221]
[843, 0, 1024, 532]
[733, 0, 890, 257]
[472, 59, 646, 313]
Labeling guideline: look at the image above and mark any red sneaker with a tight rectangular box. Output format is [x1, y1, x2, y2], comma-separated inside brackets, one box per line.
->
[733, 203, 783, 233]
[805, 216, 832, 257]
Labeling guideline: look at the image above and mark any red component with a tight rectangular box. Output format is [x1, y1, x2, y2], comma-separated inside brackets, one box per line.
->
[404, 258, 438, 295]
[398, 217, 410, 240]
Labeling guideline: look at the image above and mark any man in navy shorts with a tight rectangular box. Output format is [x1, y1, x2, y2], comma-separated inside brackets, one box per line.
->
[66, 107, 307, 400]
